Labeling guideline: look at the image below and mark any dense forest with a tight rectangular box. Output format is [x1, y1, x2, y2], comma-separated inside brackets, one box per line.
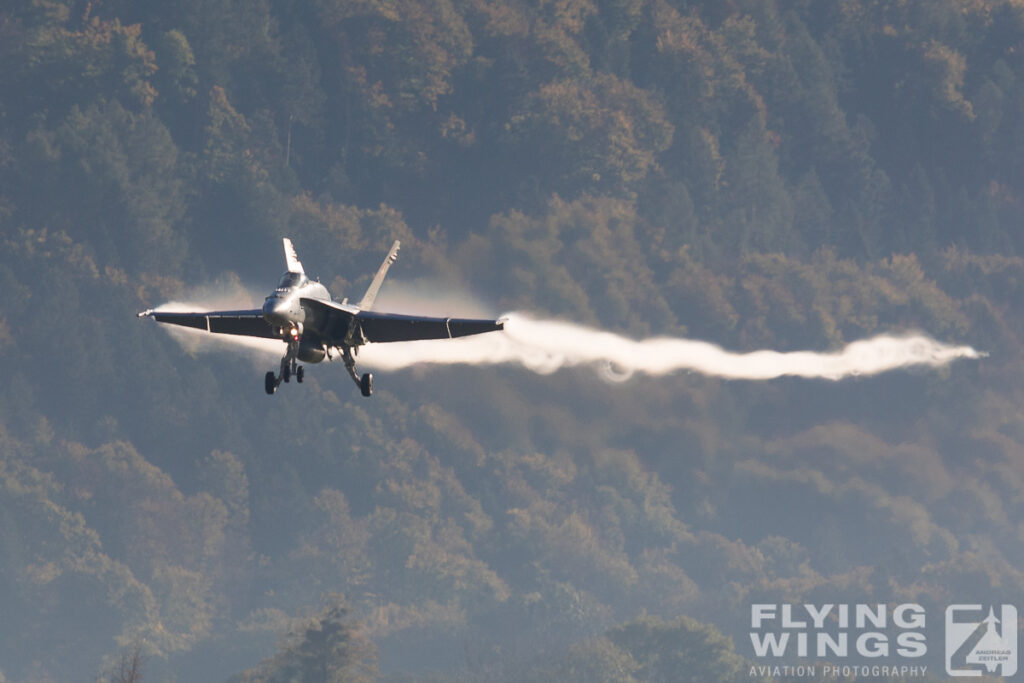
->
[2, 0, 1024, 680]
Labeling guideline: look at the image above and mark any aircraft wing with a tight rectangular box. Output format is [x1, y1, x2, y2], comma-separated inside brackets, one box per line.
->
[138, 309, 279, 339]
[357, 311, 504, 343]
[300, 298, 503, 345]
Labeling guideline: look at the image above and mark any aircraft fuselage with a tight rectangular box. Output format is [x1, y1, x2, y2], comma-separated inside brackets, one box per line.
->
[262, 272, 330, 329]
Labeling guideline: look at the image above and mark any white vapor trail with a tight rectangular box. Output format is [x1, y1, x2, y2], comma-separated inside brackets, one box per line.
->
[359, 313, 983, 381]
[149, 298, 983, 382]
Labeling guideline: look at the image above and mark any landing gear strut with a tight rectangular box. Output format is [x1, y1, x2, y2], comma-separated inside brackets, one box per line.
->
[265, 339, 304, 395]
[265, 342, 371, 397]
[342, 345, 373, 397]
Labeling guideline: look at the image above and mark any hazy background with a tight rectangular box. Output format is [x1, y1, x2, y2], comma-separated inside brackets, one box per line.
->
[1, 0, 1023, 680]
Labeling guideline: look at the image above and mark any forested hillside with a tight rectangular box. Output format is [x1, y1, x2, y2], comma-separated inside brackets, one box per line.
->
[2, 0, 1024, 680]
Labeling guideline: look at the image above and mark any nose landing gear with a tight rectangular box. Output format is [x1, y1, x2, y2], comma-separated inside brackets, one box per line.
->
[264, 340, 304, 395]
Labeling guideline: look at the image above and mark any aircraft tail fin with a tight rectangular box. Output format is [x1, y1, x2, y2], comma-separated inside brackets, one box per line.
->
[358, 240, 401, 310]
[283, 238, 304, 274]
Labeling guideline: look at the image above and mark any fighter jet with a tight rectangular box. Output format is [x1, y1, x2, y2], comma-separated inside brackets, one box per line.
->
[138, 239, 504, 396]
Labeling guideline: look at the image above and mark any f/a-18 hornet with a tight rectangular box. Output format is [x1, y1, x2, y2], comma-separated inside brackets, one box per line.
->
[138, 239, 504, 396]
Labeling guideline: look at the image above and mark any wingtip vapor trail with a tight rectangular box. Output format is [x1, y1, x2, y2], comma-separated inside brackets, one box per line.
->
[361, 312, 983, 382]
[146, 297, 983, 383]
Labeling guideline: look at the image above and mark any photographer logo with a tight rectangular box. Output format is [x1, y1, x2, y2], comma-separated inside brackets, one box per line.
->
[945, 604, 1016, 677]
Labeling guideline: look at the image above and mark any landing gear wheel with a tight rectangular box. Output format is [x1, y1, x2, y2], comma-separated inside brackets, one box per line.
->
[296, 366, 304, 383]
[283, 365, 291, 383]
[265, 371, 276, 395]
[360, 372, 373, 397]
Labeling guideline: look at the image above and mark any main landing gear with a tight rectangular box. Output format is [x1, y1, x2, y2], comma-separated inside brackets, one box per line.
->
[342, 345, 373, 397]
[264, 343, 372, 397]
[264, 340, 305, 395]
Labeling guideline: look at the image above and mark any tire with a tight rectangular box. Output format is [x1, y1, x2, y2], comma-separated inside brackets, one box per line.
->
[283, 365, 291, 383]
[360, 372, 373, 397]
[296, 366, 304, 383]
[265, 371, 276, 395]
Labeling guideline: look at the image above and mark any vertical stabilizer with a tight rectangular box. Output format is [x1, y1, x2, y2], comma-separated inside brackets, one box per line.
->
[358, 240, 401, 310]
[283, 238, 304, 274]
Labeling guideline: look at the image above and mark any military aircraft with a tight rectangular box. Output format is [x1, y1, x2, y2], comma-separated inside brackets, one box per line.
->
[138, 239, 504, 396]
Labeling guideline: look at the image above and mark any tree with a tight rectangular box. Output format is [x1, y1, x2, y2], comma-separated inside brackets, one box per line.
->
[232, 596, 378, 683]
[608, 615, 747, 683]
[512, 637, 640, 683]
[152, 29, 198, 106]
[96, 641, 146, 683]
[508, 73, 674, 196]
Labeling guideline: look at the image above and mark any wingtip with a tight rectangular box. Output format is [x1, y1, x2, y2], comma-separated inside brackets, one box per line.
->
[137, 309, 154, 318]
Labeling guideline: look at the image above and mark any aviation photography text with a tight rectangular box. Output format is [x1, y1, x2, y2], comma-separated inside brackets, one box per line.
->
[748, 602, 930, 679]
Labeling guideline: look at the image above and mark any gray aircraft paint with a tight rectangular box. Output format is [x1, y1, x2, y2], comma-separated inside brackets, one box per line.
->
[139, 238, 504, 396]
